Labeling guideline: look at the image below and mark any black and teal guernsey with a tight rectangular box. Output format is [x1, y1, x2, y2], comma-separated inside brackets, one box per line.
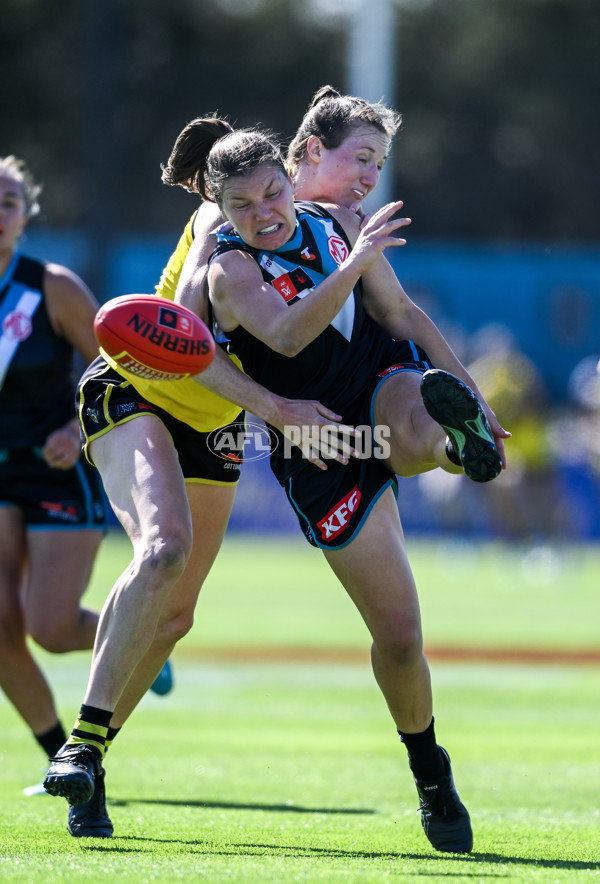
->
[0, 254, 75, 448]
[211, 202, 378, 413]
[211, 201, 426, 487]
[211, 201, 434, 549]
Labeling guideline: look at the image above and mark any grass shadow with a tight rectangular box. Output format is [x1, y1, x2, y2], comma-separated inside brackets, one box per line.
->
[111, 796, 375, 815]
[82, 836, 600, 871]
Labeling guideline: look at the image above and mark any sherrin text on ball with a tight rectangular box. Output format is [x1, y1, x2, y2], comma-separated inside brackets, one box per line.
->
[94, 294, 215, 380]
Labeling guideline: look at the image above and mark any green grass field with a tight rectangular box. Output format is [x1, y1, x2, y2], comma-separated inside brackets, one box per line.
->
[1, 532, 599, 882]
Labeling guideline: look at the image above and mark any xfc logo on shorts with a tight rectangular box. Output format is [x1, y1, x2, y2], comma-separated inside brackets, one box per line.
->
[317, 485, 361, 541]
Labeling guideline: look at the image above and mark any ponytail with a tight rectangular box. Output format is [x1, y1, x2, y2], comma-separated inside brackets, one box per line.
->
[161, 116, 234, 200]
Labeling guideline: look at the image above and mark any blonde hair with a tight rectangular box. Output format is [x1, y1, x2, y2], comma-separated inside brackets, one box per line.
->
[0, 155, 42, 219]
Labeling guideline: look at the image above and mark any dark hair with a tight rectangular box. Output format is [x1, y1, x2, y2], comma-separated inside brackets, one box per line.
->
[287, 85, 402, 173]
[0, 155, 42, 219]
[162, 117, 286, 205]
[161, 116, 234, 196]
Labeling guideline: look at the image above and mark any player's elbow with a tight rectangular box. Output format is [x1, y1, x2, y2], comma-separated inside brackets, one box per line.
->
[275, 340, 303, 358]
[268, 327, 306, 358]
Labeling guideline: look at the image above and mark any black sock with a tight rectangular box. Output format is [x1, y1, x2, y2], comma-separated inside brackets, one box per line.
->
[34, 722, 68, 759]
[445, 438, 462, 466]
[398, 717, 445, 781]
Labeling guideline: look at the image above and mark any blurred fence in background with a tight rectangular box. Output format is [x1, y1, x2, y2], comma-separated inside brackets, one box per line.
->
[26, 228, 600, 542]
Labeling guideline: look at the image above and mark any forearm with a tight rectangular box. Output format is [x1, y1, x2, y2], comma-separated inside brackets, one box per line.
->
[192, 344, 284, 426]
[213, 204, 409, 357]
[193, 345, 359, 470]
[216, 260, 362, 358]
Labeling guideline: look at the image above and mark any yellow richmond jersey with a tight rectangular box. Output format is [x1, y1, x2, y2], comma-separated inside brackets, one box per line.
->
[154, 212, 197, 301]
[103, 210, 243, 433]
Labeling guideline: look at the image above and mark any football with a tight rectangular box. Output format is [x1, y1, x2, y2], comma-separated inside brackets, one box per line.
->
[94, 294, 215, 381]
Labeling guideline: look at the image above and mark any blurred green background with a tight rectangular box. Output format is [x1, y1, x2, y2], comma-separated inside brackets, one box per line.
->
[80, 533, 600, 657]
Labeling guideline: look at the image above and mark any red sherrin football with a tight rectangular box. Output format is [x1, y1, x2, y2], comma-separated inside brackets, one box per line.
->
[94, 294, 215, 381]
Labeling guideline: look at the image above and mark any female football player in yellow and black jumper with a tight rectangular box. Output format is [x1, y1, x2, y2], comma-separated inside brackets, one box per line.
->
[43, 117, 354, 837]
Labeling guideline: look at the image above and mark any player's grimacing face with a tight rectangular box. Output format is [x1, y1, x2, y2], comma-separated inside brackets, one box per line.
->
[221, 166, 297, 251]
[312, 126, 391, 211]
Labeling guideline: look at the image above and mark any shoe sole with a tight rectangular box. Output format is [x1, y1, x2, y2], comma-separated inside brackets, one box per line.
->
[420, 814, 473, 853]
[421, 370, 502, 483]
[43, 772, 95, 806]
[67, 821, 113, 838]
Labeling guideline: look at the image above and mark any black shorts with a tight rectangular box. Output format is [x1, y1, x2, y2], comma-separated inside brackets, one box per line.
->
[283, 342, 432, 550]
[77, 357, 244, 485]
[0, 445, 107, 529]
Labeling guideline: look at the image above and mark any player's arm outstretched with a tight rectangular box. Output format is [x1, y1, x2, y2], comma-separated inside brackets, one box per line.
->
[331, 204, 511, 465]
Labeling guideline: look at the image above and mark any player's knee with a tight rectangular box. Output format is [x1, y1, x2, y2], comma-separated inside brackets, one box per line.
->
[155, 608, 195, 647]
[373, 620, 423, 667]
[140, 533, 192, 585]
[29, 618, 73, 653]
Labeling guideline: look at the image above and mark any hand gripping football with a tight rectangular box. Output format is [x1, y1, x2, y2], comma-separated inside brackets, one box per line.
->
[94, 294, 215, 381]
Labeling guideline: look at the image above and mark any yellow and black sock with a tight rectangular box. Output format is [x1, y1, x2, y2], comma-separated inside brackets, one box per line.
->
[67, 704, 113, 758]
[104, 726, 121, 754]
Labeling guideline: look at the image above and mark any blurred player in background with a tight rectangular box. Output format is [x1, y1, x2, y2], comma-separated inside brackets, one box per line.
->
[465, 323, 565, 541]
[0, 156, 106, 787]
[0, 156, 172, 796]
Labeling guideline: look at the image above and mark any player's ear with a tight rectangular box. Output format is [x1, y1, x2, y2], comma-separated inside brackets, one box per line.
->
[306, 136, 324, 164]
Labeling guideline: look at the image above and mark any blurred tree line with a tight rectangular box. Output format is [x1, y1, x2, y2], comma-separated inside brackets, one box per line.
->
[1, 0, 598, 242]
